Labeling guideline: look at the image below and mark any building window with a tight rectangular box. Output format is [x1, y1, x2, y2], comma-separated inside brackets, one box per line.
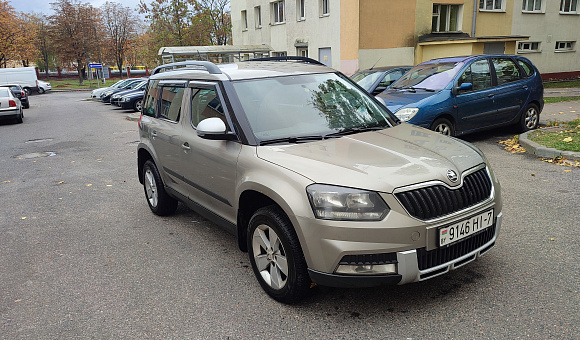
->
[522, 0, 543, 12]
[297, 48, 308, 57]
[560, 0, 578, 13]
[297, 0, 305, 20]
[479, 0, 504, 11]
[555, 41, 576, 52]
[241, 10, 248, 31]
[272, 0, 285, 24]
[254, 6, 262, 28]
[272, 51, 287, 57]
[432, 4, 461, 32]
[320, 0, 330, 16]
[517, 41, 541, 52]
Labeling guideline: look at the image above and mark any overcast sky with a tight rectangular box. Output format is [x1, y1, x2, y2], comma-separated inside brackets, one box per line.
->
[10, 0, 143, 16]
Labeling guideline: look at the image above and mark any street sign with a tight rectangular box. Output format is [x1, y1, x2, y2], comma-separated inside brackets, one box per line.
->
[88, 63, 102, 69]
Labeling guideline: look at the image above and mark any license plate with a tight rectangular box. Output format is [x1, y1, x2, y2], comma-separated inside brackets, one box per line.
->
[439, 209, 494, 247]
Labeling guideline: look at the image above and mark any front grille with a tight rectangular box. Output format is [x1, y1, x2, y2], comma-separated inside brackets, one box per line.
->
[395, 168, 492, 220]
[417, 224, 496, 270]
[339, 252, 397, 265]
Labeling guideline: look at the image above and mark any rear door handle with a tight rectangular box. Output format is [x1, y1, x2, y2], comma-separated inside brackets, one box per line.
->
[182, 142, 191, 150]
[151, 130, 158, 138]
[487, 94, 495, 98]
[522, 85, 528, 90]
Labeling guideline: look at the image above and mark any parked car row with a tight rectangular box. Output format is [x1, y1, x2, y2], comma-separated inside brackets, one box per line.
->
[352, 55, 544, 137]
[90, 78, 147, 112]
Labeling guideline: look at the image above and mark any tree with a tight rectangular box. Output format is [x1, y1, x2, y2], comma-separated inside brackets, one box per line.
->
[49, 0, 103, 85]
[29, 13, 53, 78]
[101, 2, 138, 79]
[17, 14, 40, 67]
[196, 0, 231, 46]
[0, 1, 38, 68]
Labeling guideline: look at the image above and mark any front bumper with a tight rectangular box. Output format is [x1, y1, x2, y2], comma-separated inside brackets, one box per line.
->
[307, 212, 501, 288]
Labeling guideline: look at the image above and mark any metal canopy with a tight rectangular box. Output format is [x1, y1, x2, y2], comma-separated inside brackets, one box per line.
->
[158, 45, 273, 64]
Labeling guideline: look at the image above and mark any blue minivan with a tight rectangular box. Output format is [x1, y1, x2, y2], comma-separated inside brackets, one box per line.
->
[377, 55, 544, 136]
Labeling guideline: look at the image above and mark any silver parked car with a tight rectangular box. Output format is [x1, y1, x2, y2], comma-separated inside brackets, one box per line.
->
[137, 58, 503, 303]
[0, 86, 23, 123]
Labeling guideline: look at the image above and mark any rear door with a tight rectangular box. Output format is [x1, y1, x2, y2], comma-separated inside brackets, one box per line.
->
[454, 58, 497, 132]
[491, 57, 529, 125]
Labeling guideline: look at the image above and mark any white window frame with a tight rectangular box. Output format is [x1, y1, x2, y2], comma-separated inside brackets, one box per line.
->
[297, 48, 308, 57]
[271, 0, 285, 24]
[297, 0, 306, 21]
[272, 51, 287, 57]
[320, 0, 330, 17]
[254, 6, 262, 28]
[241, 10, 248, 31]
[479, 0, 505, 12]
[522, 0, 544, 13]
[432, 4, 463, 32]
[517, 41, 541, 53]
[560, 0, 578, 13]
[555, 41, 576, 52]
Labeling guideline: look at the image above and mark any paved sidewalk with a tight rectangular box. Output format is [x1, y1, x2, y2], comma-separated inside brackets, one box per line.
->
[543, 87, 580, 98]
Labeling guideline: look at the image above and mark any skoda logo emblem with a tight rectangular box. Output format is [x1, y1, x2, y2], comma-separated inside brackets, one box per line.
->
[446, 169, 458, 182]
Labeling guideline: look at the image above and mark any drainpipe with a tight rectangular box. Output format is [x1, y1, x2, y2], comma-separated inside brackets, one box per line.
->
[472, 0, 478, 37]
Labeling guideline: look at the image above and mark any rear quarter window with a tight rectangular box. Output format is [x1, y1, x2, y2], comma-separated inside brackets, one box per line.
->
[517, 60, 535, 77]
[142, 80, 160, 117]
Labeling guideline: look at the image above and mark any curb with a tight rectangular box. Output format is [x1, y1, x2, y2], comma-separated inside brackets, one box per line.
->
[126, 113, 140, 121]
[519, 128, 580, 161]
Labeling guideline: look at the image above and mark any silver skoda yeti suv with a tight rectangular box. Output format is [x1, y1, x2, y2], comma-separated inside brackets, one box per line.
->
[137, 58, 502, 303]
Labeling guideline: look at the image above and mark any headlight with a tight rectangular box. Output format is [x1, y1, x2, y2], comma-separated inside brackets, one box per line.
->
[394, 107, 419, 122]
[306, 184, 389, 221]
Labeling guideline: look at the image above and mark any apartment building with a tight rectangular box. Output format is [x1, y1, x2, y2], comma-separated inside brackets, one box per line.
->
[231, 0, 579, 78]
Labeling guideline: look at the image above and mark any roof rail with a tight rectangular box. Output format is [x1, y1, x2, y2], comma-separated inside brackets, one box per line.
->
[152, 61, 222, 75]
[247, 56, 326, 66]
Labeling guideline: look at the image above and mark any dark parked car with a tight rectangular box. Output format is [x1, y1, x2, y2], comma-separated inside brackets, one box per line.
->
[351, 66, 412, 95]
[3, 84, 29, 109]
[377, 55, 544, 136]
[115, 89, 144, 112]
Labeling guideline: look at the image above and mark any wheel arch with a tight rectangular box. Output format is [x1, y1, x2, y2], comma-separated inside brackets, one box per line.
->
[137, 147, 154, 184]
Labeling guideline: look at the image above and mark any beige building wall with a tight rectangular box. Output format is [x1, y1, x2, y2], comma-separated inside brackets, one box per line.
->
[511, 0, 580, 75]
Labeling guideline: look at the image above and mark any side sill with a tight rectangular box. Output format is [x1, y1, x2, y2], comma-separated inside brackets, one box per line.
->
[166, 186, 237, 236]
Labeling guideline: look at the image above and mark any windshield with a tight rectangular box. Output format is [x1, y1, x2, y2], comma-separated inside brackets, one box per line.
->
[232, 73, 396, 142]
[391, 62, 464, 91]
[350, 71, 382, 91]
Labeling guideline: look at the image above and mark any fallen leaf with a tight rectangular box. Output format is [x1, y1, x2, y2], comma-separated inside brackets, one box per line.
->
[531, 173, 535, 176]
[550, 238, 555, 241]
[86, 184, 93, 187]
[562, 137, 573, 142]
[57, 181, 64, 184]
[3, 180, 10, 183]
[21, 217, 26, 220]
[564, 170, 571, 172]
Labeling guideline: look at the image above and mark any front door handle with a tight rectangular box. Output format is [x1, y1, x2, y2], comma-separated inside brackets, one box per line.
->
[522, 85, 528, 90]
[182, 142, 191, 150]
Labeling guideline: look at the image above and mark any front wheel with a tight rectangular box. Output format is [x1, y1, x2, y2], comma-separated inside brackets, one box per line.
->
[142, 160, 178, 216]
[520, 103, 539, 132]
[431, 117, 455, 136]
[134, 99, 142, 112]
[247, 206, 310, 304]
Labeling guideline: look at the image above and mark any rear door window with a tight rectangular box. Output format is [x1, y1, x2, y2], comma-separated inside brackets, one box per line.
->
[493, 58, 522, 85]
[159, 86, 184, 122]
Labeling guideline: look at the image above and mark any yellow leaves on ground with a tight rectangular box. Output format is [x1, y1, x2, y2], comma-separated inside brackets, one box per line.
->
[562, 137, 573, 142]
[498, 136, 526, 153]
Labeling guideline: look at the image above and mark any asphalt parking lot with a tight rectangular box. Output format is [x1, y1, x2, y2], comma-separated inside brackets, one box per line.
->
[0, 92, 578, 339]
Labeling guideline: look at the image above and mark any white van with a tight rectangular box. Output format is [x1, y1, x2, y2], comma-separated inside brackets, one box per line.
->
[0, 67, 39, 94]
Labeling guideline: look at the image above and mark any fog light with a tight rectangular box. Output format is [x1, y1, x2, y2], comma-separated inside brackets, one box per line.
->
[336, 263, 397, 275]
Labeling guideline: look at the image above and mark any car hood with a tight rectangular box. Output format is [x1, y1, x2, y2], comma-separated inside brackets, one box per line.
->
[377, 90, 438, 113]
[256, 123, 482, 193]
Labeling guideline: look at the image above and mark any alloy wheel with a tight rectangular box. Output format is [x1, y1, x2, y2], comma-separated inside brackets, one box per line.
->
[144, 169, 158, 208]
[252, 224, 288, 290]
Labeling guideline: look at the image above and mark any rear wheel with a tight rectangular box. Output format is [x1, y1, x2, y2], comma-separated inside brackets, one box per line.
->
[142, 160, 178, 216]
[38, 88, 45, 94]
[247, 206, 310, 304]
[431, 117, 455, 136]
[15, 109, 23, 124]
[520, 103, 539, 132]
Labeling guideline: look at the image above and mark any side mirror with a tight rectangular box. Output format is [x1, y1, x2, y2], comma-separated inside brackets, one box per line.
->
[197, 117, 237, 141]
[456, 82, 473, 93]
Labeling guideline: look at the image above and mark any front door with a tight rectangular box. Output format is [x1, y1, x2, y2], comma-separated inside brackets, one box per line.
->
[454, 59, 497, 132]
[177, 83, 241, 224]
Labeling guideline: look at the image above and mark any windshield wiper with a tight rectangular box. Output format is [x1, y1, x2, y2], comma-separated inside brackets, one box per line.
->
[325, 126, 386, 138]
[258, 135, 325, 146]
[399, 86, 436, 92]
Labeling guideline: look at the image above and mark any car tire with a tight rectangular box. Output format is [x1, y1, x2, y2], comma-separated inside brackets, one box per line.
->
[142, 160, 178, 216]
[247, 205, 310, 304]
[431, 117, 455, 136]
[38, 88, 45, 94]
[520, 103, 539, 132]
[23, 87, 31, 95]
[134, 99, 142, 112]
[23, 102, 29, 109]
[16, 109, 23, 124]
